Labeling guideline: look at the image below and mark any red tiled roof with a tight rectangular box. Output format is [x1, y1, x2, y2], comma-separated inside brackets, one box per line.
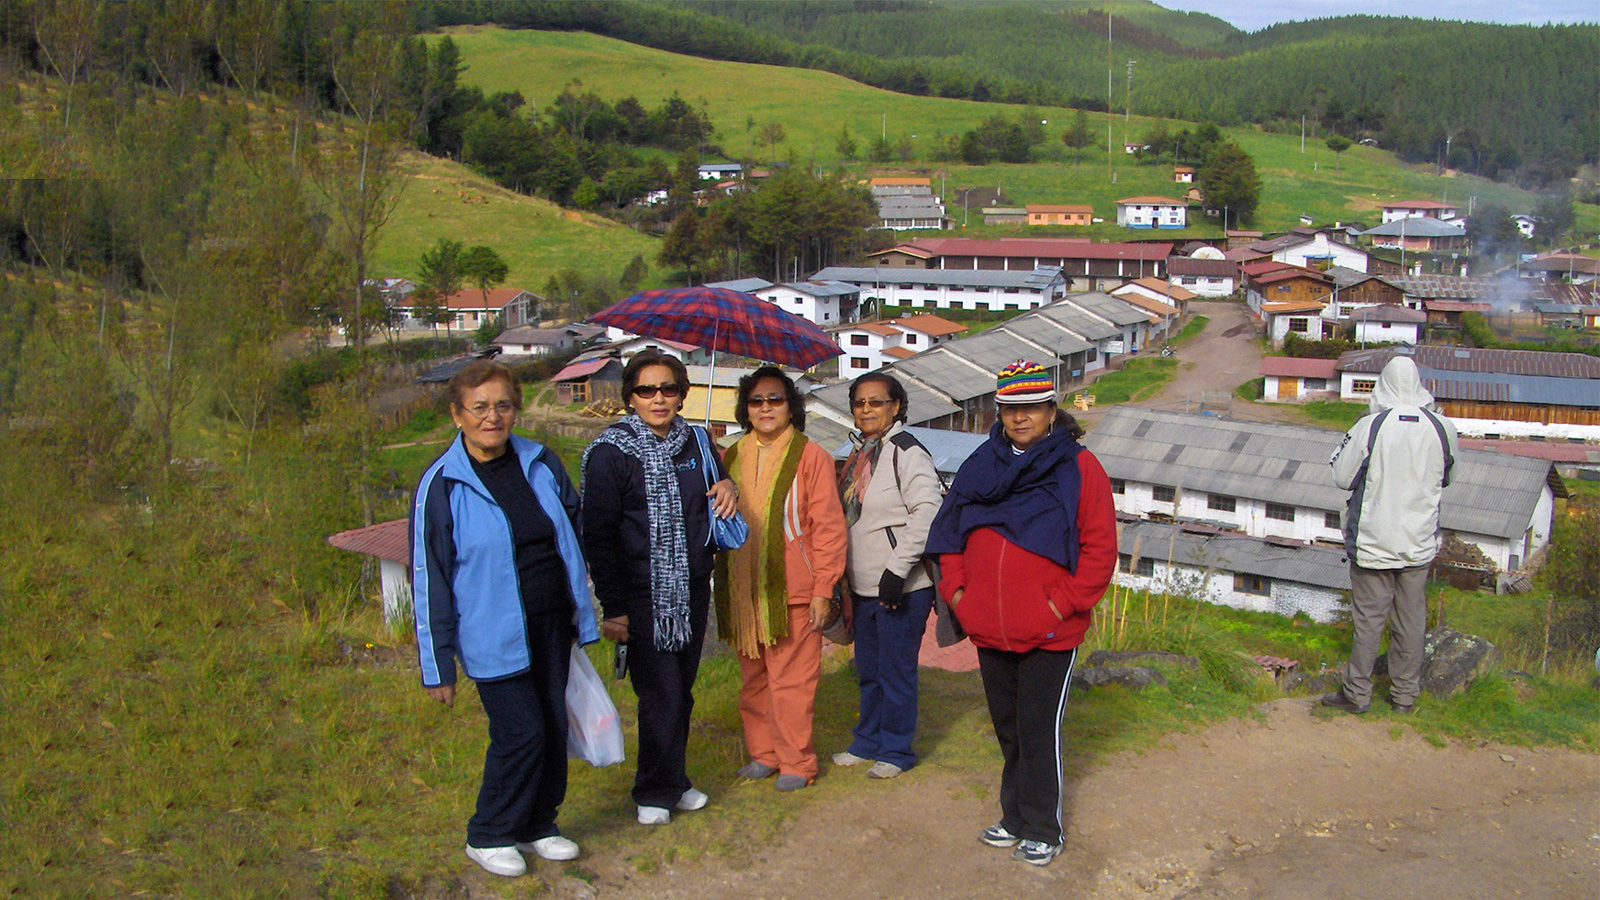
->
[1116, 196, 1185, 205]
[1261, 300, 1327, 314]
[328, 518, 409, 564]
[883, 346, 917, 359]
[552, 357, 614, 381]
[884, 313, 967, 337]
[1423, 300, 1493, 313]
[441, 287, 531, 311]
[1458, 439, 1600, 464]
[893, 237, 1171, 262]
[1026, 204, 1093, 214]
[1167, 257, 1237, 277]
[1260, 357, 1339, 379]
[1240, 259, 1301, 277]
[1253, 268, 1332, 286]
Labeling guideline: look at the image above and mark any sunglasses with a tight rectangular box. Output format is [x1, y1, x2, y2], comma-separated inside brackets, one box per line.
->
[851, 398, 894, 409]
[746, 394, 788, 409]
[631, 383, 683, 399]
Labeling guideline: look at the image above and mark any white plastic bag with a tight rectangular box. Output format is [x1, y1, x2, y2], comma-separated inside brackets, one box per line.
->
[565, 646, 625, 767]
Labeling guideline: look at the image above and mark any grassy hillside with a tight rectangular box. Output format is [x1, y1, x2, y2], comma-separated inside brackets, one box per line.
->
[373, 150, 663, 290]
[443, 27, 1585, 237]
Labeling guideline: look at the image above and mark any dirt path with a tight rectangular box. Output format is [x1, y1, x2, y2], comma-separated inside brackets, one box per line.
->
[1076, 299, 1305, 433]
[534, 699, 1596, 900]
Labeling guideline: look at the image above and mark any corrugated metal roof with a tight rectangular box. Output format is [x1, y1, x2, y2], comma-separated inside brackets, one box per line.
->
[1385, 275, 1518, 301]
[893, 348, 994, 401]
[1117, 519, 1351, 591]
[1424, 370, 1600, 407]
[829, 426, 988, 477]
[705, 277, 775, 293]
[1029, 303, 1121, 341]
[1362, 218, 1465, 237]
[1057, 292, 1150, 327]
[1166, 257, 1237, 277]
[943, 329, 1059, 378]
[806, 376, 960, 425]
[1083, 407, 1552, 541]
[994, 317, 1093, 356]
[1337, 345, 1600, 379]
[1350, 305, 1426, 323]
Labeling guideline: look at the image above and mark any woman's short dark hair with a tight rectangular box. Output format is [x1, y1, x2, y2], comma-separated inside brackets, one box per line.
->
[1054, 408, 1085, 441]
[447, 359, 521, 410]
[734, 365, 807, 433]
[621, 351, 690, 399]
[849, 372, 909, 425]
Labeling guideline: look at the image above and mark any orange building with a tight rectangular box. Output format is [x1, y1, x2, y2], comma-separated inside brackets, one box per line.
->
[1025, 204, 1093, 226]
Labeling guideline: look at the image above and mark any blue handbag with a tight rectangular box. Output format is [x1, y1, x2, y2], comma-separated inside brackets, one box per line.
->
[692, 426, 748, 551]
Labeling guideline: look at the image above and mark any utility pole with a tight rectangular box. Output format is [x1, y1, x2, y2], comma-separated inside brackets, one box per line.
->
[1124, 59, 1136, 152]
[1106, 7, 1114, 184]
[1301, 114, 1306, 154]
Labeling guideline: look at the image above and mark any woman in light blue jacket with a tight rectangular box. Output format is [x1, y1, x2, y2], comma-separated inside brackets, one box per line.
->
[411, 360, 598, 879]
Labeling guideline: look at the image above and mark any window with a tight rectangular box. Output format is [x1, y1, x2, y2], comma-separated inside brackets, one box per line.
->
[1351, 378, 1376, 394]
[1304, 378, 1326, 390]
[1266, 503, 1295, 522]
[1086, 348, 1098, 363]
[1152, 485, 1176, 503]
[1136, 557, 1156, 576]
[1208, 494, 1236, 512]
[850, 357, 869, 369]
[850, 334, 869, 346]
[1233, 573, 1270, 595]
[1277, 284, 1291, 293]
[904, 334, 918, 345]
[974, 302, 989, 311]
[1324, 511, 1341, 530]
[1181, 276, 1198, 285]
[571, 382, 589, 403]
[1110, 478, 1126, 495]
[1118, 553, 1131, 572]
[1288, 318, 1309, 333]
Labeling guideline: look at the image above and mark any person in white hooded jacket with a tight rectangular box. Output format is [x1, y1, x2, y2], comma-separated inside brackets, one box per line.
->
[1324, 355, 1458, 715]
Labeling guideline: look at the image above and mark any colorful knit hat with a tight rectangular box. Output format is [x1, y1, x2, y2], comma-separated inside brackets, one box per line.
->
[994, 360, 1055, 405]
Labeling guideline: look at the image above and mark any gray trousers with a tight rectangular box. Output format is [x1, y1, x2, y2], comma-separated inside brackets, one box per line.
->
[1342, 563, 1429, 706]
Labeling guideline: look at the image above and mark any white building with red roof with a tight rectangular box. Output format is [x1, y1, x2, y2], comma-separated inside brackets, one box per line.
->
[1258, 356, 1340, 402]
[831, 313, 966, 374]
[863, 237, 1172, 292]
[327, 519, 412, 624]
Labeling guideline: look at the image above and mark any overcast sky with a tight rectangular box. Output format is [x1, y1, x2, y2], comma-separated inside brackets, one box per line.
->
[1157, 1, 1597, 32]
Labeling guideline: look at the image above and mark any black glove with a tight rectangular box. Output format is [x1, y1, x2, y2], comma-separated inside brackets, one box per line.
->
[877, 570, 905, 611]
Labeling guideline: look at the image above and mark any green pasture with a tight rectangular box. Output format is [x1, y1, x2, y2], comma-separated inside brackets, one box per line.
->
[440, 27, 1589, 238]
[370, 150, 663, 290]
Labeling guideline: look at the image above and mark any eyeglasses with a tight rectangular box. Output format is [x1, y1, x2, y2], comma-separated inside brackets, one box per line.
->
[630, 383, 683, 399]
[746, 394, 788, 409]
[851, 398, 894, 409]
[462, 401, 517, 420]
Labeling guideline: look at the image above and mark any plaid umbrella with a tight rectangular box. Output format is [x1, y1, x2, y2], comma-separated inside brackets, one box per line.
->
[588, 286, 842, 369]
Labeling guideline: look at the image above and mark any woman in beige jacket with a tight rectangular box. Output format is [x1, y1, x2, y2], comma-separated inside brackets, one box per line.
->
[831, 373, 943, 779]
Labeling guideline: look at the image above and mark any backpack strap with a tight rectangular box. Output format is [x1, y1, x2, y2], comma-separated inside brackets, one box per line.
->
[1343, 409, 1393, 556]
[1419, 408, 1455, 487]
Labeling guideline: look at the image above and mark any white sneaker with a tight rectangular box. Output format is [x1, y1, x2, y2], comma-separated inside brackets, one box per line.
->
[466, 844, 527, 877]
[832, 750, 869, 766]
[637, 805, 671, 825]
[516, 835, 580, 861]
[676, 787, 709, 811]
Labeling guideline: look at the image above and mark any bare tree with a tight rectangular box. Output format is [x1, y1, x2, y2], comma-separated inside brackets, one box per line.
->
[212, 0, 284, 98]
[32, 0, 101, 128]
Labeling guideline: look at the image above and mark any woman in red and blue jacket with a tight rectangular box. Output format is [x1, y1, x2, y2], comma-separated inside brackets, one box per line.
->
[926, 360, 1116, 868]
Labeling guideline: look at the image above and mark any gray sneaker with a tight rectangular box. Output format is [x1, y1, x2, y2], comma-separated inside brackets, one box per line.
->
[979, 824, 1020, 848]
[735, 761, 776, 780]
[1013, 839, 1061, 866]
[866, 761, 903, 779]
[774, 774, 809, 791]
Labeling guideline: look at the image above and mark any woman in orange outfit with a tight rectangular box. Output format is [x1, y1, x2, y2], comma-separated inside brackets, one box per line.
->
[715, 366, 848, 791]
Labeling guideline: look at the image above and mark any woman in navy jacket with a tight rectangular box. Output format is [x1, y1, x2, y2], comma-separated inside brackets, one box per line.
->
[581, 351, 737, 826]
[411, 360, 599, 878]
